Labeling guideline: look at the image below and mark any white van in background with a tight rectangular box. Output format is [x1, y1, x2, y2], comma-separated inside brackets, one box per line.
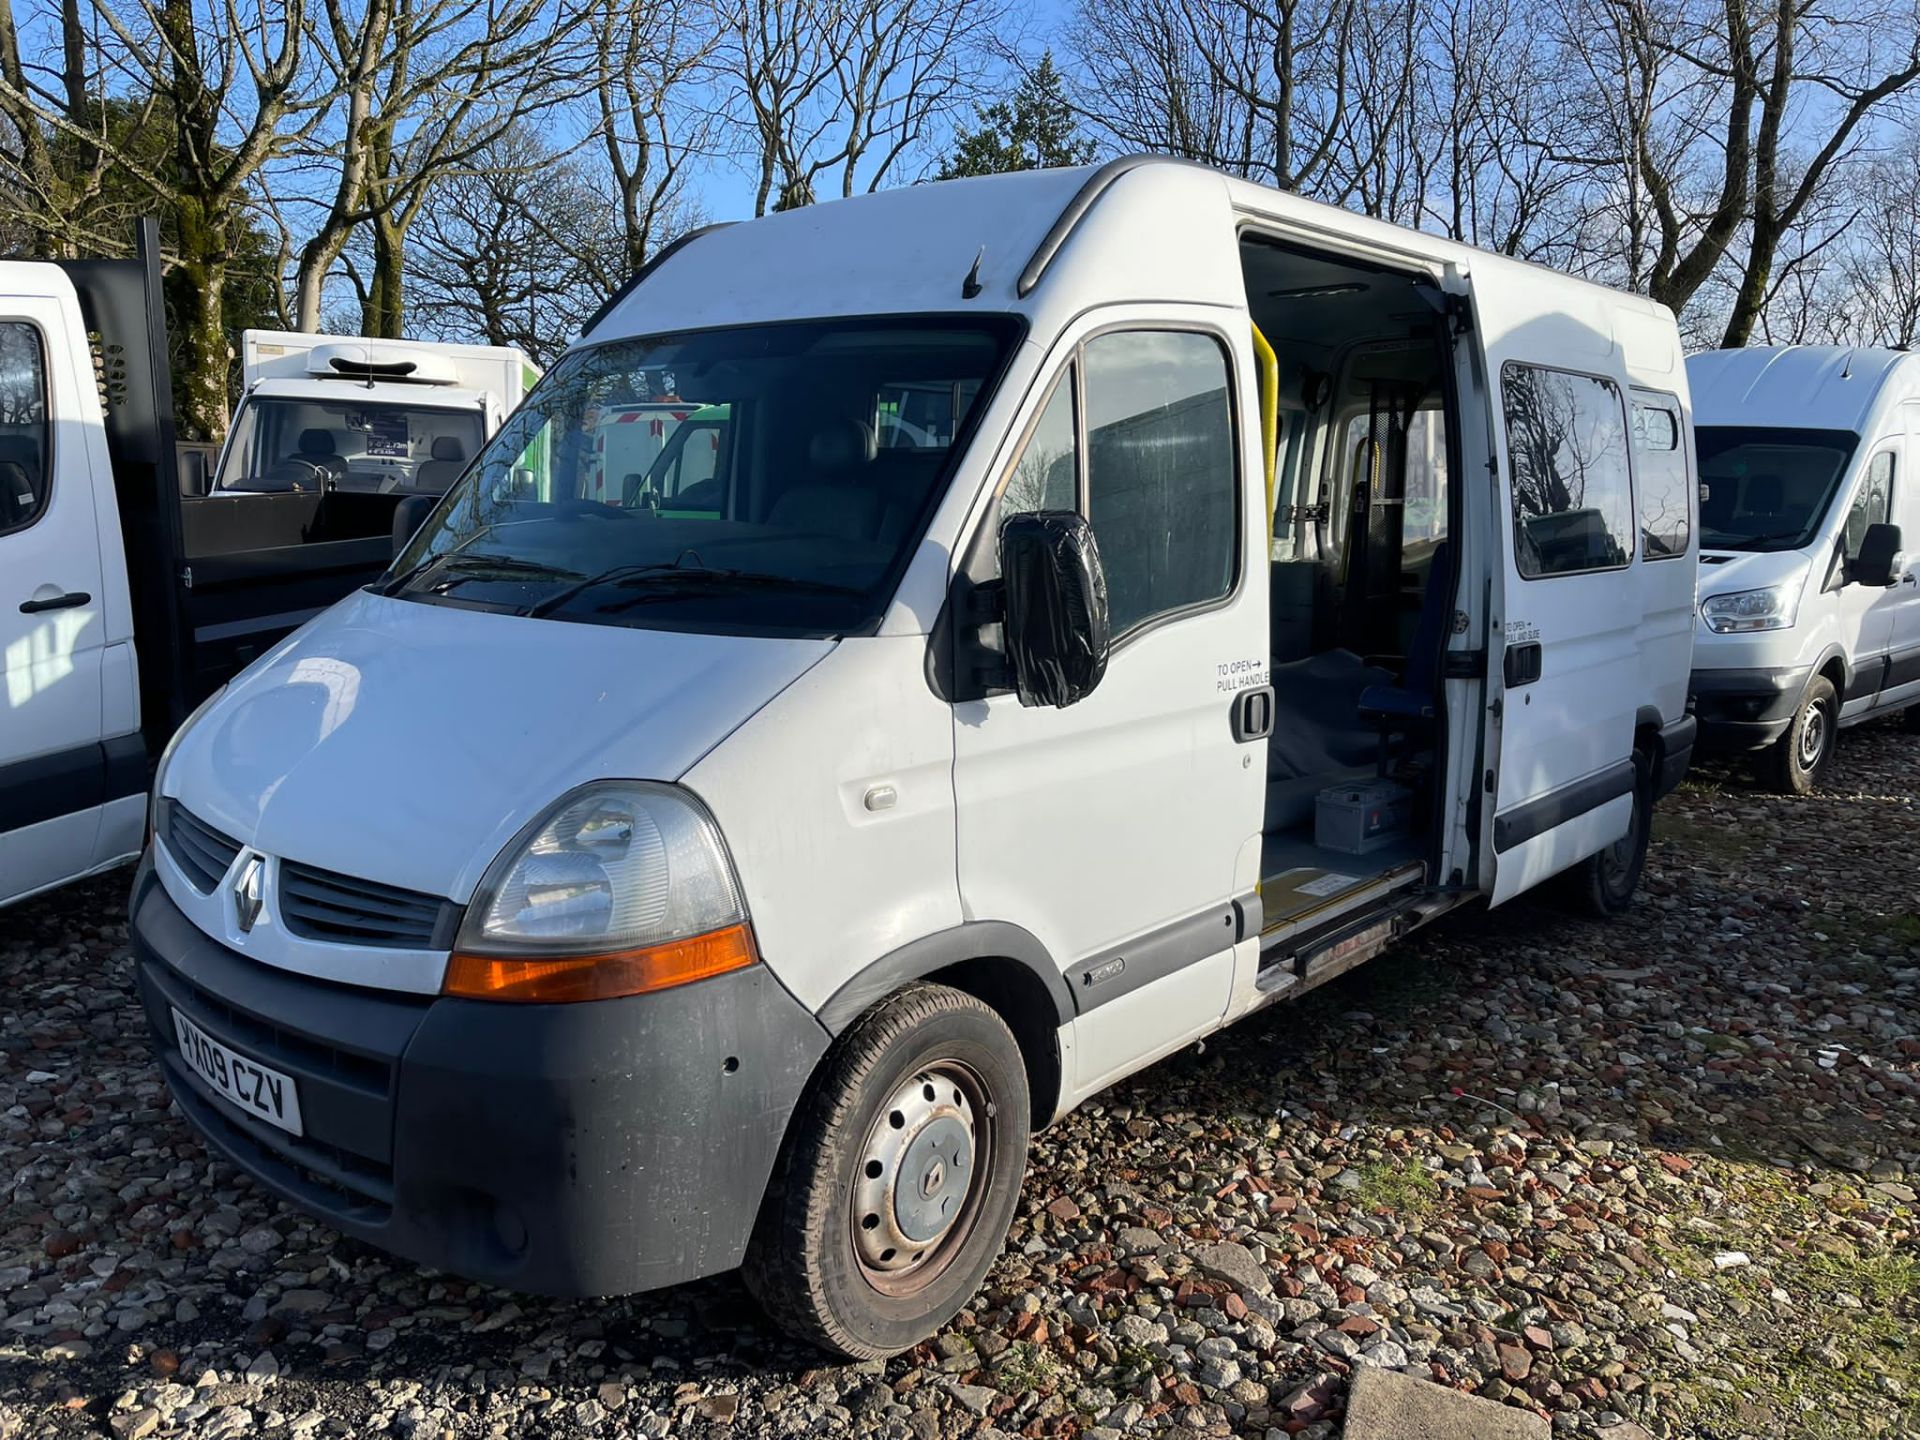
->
[211, 331, 534, 499]
[132, 159, 1697, 1358]
[1687, 346, 1920, 791]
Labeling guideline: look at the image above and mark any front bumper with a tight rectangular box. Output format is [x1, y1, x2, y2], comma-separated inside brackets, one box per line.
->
[1688, 665, 1811, 751]
[131, 855, 828, 1296]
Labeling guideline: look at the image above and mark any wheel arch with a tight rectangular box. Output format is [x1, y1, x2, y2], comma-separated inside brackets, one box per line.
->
[816, 922, 1071, 1130]
[1814, 647, 1850, 700]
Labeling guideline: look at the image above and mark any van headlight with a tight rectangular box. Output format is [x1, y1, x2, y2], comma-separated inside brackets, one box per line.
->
[150, 685, 227, 834]
[445, 782, 757, 1002]
[1701, 584, 1802, 634]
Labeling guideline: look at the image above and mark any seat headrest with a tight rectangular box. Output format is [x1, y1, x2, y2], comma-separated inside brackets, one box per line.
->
[430, 435, 465, 462]
[298, 428, 337, 457]
[808, 416, 875, 472]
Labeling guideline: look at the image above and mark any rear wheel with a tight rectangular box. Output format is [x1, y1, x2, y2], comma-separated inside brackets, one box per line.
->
[1560, 750, 1652, 918]
[1903, 701, 1920, 733]
[1767, 675, 1838, 794]
[742, 982, 1031, 1359]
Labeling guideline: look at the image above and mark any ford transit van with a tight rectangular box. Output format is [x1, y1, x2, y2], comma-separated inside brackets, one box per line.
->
[1687, 346, 1920, 791]
[131, 159, 1698, 1357]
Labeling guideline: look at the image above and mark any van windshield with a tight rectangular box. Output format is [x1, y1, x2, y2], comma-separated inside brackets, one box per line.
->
[385, 317, 1017, 636]
[214, 396, 485, 496]
[1695, 426, 1859, 552]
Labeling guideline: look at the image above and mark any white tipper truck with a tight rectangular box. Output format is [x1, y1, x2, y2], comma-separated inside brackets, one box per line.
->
[0, 222, 537, 910]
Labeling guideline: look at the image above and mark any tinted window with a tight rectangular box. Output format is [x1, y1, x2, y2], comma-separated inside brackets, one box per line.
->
[1084, 331, 1237, 633]
[1503, 364, 1633, 577]
[1845, 451, 1895, 561]
[0, 322, 50, 537]
[1001, 372, 1078, 517]
[1633, 396, 1689, 559]
[394, 318, 1019, 637]
[1695, 426, 1858, 552]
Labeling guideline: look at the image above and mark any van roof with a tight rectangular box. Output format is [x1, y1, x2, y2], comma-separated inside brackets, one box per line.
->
[1686, 345, 1919, 434]
[589, 157, 1672, 349]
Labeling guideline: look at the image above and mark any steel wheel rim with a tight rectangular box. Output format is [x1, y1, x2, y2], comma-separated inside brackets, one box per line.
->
[850, 1061, 992, 1296]
[1799, 702, 1829, 770]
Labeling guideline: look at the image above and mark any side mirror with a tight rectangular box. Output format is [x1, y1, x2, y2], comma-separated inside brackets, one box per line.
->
[392, 493, 439, 556]
[998, 510, 1110, 708]
[1854, 522, 1904, 587]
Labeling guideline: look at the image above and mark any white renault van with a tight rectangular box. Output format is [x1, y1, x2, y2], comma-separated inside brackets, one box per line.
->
[1687, 346, 1920, 792]
[132, 159, 1697, 1358]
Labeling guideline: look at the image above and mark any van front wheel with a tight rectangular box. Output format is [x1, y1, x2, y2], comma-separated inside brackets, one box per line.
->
[1768, 675, 1838, 795]
[742, 982, 1031, 1359]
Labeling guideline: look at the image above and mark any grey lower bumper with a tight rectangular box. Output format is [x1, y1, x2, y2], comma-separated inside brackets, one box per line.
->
[131, 854, 828, 1297]
[1688, 665, 1811, 751]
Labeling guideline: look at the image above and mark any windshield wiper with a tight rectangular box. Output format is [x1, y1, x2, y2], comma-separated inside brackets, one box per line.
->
[1710, 529, 1808, 551]
[527, 563, 865, 617]
[382, 551, 577, 597]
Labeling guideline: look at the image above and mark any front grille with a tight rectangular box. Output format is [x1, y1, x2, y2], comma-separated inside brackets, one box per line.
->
[279, 861, 452, 949]
[162, 801, 242, 893]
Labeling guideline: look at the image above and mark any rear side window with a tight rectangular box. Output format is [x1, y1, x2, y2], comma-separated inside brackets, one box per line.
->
[0, 322, 50, 537]
[1503, 363, 1633, 577]
[1632, 396, 1689, 559]
[1083, 330, 1238, 634]
[1844, 451, 1895, 560]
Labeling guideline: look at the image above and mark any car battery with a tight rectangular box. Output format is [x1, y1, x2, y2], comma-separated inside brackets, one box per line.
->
[1315, 779, 1412, 854]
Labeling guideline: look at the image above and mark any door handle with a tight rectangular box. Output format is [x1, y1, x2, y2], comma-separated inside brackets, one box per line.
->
[20, 589, 91, 614]
[1503, 641, 1543, 687]
[1231, 684, 1275, 742]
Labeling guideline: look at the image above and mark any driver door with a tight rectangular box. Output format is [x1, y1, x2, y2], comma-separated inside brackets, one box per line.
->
[951, 315, 1268, 1096]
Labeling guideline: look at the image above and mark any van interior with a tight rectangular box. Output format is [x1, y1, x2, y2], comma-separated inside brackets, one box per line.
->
[1239, 235, 1461, 945]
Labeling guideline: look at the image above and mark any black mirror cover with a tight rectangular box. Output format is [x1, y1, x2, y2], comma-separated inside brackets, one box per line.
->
[1855, 521, 1904, 587]
[999, 510, 1111, 708]
[392, 492, 439, 557]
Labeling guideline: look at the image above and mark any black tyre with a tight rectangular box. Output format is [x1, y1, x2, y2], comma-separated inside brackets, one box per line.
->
[1560, 750, 1652, 918]
[1903, 701, 1920, 734]
[742, 982, 1031, 1359]
[1767, 675, 1838, 795]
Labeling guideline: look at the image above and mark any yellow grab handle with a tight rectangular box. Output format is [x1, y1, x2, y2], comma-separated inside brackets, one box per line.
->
[1250, 322, 1279, 534]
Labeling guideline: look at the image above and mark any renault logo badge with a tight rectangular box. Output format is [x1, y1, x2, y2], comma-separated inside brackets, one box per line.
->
[232, 855, 265, 934]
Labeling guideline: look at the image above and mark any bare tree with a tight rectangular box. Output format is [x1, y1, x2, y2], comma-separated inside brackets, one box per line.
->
[720, 0, 1001, 216]
[1419, 0, 1595, 260]
[0, 0, 337, 436]
[1822, 142, 1920, 347]
[1568, 0, 1920, 341]
[408, 129, 621, 364]
[289, 0, 585, 335]
[588, 0, 718, 273]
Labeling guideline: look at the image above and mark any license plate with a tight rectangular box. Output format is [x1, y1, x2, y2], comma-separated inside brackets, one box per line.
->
[171, 1009, 304, 1136]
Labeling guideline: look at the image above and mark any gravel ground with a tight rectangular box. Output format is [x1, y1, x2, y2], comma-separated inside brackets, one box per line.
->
[3, 721, 1918, 1440]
